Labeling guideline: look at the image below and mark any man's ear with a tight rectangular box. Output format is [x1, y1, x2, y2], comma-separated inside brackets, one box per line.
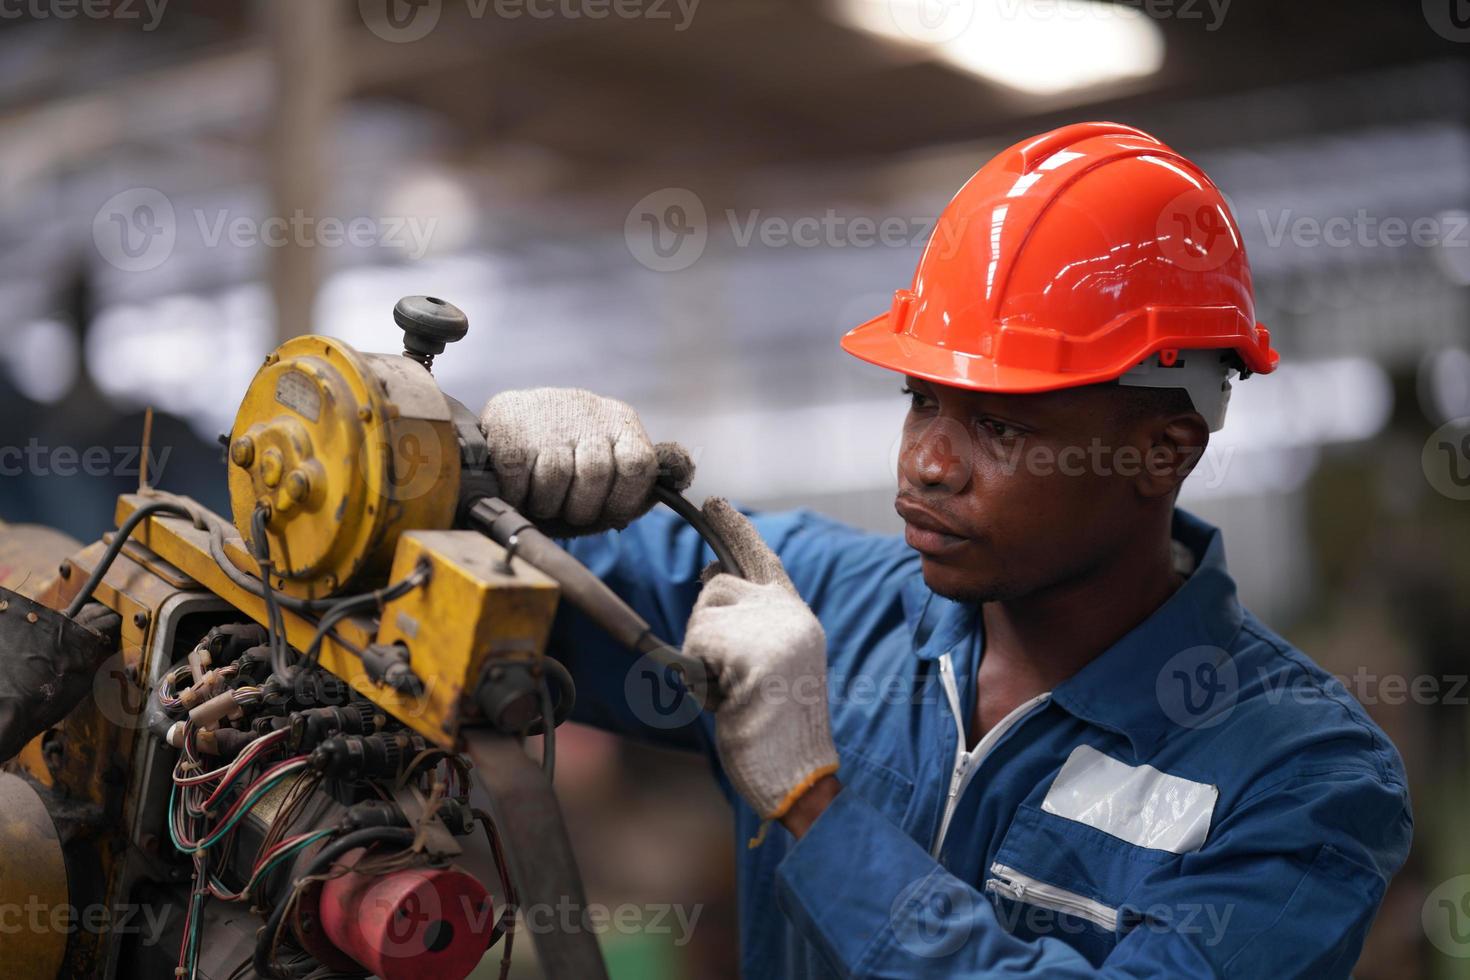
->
[1136, 413, 1209, 498]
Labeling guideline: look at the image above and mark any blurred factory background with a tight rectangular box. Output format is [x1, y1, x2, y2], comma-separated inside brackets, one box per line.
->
[1, 0, 1467, 976]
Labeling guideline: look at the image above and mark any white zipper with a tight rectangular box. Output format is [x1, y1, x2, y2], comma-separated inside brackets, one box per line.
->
[929, 653, 1050, 857]
[985, 863, 1119, 932]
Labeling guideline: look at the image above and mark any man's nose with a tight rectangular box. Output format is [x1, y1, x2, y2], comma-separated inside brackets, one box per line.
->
[898, 417, 972, 494]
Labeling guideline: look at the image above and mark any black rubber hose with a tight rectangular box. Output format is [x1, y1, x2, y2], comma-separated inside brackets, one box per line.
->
[652, 484, 747, 579]
[523, 655, 576, 736]
[253, 826, 416, 979]
[64, 500, 195, 617]
[298, 562, 432, 672]
[466, 498, 710, 691]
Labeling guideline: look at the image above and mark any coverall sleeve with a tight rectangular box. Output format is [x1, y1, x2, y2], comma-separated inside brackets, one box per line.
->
[547, 507, 867, 751]
[775, 766, 1412, 978]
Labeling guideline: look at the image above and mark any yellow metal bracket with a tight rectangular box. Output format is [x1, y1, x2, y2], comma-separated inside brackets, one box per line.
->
[115, 494, 560, 747]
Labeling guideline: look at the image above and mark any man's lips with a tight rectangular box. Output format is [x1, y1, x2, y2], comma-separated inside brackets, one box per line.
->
[894, 498, 968, 556]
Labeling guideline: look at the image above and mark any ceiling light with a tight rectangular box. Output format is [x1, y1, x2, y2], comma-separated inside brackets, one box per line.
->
[836, 0, 1166, 97]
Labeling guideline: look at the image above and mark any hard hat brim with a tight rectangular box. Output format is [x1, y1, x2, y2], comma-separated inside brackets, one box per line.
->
[840, 310, 1278, 393]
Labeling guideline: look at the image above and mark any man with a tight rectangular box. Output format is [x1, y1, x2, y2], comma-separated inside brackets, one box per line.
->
[480, 123, 1410, 977]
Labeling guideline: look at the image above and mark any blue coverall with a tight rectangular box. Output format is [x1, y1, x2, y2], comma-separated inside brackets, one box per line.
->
[549, 506, 1412, 978]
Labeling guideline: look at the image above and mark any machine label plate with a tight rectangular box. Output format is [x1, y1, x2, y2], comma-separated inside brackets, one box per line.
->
[274, 370, 322, 422]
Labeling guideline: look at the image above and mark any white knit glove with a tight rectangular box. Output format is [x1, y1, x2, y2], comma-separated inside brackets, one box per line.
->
[685, 498, 840, 821]
[479, 388, 693, 534]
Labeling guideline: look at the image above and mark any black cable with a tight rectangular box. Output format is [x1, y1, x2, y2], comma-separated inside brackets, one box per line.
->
[253, 827, 415, 979]
[64, 500, 195, 617]
[251, 507, 294, 680]
[298, 562, 432, 673]
[652, 484, 747, 579]
[523, 656, 575, 736]
[538, 671, 556, 778]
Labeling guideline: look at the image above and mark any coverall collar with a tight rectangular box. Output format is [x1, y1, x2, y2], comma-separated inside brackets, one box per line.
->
[905, 508, 1245, 758]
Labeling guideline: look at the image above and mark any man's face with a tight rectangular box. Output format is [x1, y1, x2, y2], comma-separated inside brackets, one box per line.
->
[893, 375, 1177, 604]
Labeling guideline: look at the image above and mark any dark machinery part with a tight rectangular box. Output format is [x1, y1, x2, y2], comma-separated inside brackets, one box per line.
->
[0, 585, 120, 762]
[395, 294, 469, 373]
[289, 703, 384, 752]
[361, 640, 425, 695]
[464, 729, 612, 980]
[308, 732, 431, 780]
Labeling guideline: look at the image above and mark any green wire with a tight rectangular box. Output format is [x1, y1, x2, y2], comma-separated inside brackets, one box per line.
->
[173, 764, 306, 855]
[248, 829, 333, 890]
[193, 765, 303, 851]
[186, 885, 203, 978]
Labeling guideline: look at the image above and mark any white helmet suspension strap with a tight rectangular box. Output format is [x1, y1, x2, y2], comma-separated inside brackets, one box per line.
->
[1116, 349, 1236, 432]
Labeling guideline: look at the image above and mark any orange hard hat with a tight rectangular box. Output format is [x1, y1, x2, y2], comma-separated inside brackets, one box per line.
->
[841, 122, 1278, 419]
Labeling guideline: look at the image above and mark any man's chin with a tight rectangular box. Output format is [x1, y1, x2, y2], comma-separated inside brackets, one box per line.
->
[919, 559, 1015, 605]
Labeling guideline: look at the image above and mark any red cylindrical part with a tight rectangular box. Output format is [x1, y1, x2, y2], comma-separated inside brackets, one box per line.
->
[317, 848, 495, 980]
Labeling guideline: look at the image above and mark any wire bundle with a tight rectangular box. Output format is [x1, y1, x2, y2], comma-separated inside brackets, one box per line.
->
[168, 721, 315, 979]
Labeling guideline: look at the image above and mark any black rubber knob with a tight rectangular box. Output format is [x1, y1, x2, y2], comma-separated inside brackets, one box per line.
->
[394, 295, 468, 369]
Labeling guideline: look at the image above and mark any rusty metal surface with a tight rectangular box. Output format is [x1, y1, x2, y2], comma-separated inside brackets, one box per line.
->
[0, 771, 70, 979]
[3, 520, 203, 980]
[0, 522, 82, 600]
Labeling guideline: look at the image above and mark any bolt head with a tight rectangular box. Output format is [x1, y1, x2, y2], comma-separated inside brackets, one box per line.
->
[285, 469, 311, 502]
[230, 436, 255, 468]
[260, 449, 284, 488]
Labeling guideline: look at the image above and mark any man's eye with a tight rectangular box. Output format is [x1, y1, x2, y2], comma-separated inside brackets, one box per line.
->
[978, 418, 1020, 440]
[901, 386, 933, 410]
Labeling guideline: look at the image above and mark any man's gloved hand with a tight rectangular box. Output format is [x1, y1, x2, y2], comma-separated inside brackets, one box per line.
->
[684, 498, 839, 821]
[479, 388, 694, 535]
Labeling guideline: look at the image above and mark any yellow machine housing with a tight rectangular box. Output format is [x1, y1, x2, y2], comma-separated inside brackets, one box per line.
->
[226, 335, 461, 600]
[114, 495, 560, 748]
